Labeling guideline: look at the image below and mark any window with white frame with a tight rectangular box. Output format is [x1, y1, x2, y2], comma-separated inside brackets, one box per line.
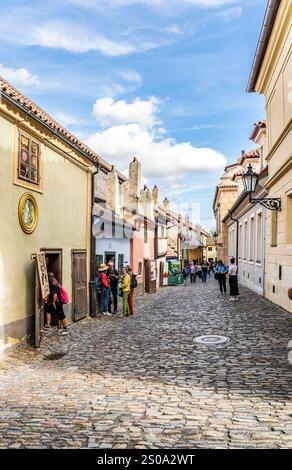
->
[244, 221, 248, 260]
[256, 212, 262, 263]
[249, 217, 254, 262]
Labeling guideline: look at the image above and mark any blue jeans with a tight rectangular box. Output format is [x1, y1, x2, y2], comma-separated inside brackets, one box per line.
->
[103, 287, 110, 312]
[202, 272, 207, 283]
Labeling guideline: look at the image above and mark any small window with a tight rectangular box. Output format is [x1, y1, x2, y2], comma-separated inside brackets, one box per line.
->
[208, 247, 212, 252]
[18, 131, 40, 185]
[96, 254, 103, 269]
[144, 217, 148, 244]
[118, 254, 124, 273]
[138, 261, 143, 276]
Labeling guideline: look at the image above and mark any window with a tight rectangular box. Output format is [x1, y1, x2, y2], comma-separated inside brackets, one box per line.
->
[244, 221, 248, 260]
[208, 247, 212, 252]
[138, 261, 143, 276]
[256, 212, 262, 262]
[118, 254, 124, 273]
[238, 224, 242, 259]
[287, 194, 292, 244]
[144, 217, 148, 244]
[271, 210, 278, 247]
[249, 217, 254, 262]
[96, 255, 103, 269]
[18, 131, 40, 185]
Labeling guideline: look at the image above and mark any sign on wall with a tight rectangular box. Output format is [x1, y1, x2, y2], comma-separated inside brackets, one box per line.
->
[36, 252, 50, 299]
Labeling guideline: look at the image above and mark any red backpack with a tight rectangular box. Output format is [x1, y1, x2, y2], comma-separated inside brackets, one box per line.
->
[56, 282, 69, 304]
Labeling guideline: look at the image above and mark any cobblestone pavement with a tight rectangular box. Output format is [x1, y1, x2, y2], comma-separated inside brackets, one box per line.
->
[1, 277, 292, 449]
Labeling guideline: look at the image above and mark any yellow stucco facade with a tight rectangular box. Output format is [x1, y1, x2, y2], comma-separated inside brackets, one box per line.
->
[0, 96, 92, 344]
[253, 1, 292, 313]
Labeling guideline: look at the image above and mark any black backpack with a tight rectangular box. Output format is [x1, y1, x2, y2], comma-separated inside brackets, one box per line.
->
[131, 274, 138, 289]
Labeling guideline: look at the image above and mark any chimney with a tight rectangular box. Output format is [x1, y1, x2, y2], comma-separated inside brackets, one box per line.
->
[152, 185, 159, 209]
[163, 197, 170, 212]
[106, 167, 120, 215]
[129, 157, 141, 197]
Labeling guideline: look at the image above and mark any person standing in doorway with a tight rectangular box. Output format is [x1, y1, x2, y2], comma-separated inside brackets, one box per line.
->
[99, 264, 111, 315]
[189, 261, 196, 284]
[107, 261, 119, 314]
[120, 266, 131, 317]
[44, 272, 69, 335]
[214, 260, 228, 294]
[228, 257, 239, 301]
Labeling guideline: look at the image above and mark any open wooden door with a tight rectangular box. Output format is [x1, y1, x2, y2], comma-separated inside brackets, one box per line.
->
[144, 259, 156, 294]
[159, 261, 164, 288]
[72, 250, 87, 321]
[34, 261, 44, 348]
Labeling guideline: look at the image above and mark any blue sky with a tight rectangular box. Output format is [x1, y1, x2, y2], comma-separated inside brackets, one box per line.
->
[0, 0, 266, 229]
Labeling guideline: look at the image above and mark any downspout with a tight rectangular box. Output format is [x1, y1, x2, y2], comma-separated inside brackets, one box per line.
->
[228, 210, 239, 265]
[89, 165, 100, 316]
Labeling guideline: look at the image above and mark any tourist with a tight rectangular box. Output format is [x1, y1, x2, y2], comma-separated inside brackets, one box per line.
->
[189, 261, 196, 283]
[228, 257, 239, 301]
[201, 263, 208, 283]
[98, 263, 111, 315]
[107, 261, 119, 314]
[44, 272, 69, 335]
[196, 261, 202, 280]
[182, 264, 189, 286]
[214, 260, 228, 294]
[120, 266, 131, 317]
[127, 266, 136, 315]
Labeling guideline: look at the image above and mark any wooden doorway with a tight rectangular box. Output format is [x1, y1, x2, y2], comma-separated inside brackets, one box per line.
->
[159, 261, 164, 288]
[144, 259, 156, 294]
[34, 260, 44, 348]
[72, 250, 87, 321]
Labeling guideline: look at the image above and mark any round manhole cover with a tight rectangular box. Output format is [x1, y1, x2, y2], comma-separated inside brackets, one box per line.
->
[194, 335, 230, 345]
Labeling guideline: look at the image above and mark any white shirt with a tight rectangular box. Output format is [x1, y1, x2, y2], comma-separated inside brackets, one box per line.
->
[228, 264, 238, 276]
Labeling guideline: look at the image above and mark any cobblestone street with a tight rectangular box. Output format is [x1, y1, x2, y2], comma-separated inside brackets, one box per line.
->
[1, 278, 292, 449]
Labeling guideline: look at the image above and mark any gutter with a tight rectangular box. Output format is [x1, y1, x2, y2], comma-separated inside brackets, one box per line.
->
[247, 0, 281, 93]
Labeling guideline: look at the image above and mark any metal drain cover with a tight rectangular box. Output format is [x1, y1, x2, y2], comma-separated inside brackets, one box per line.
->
[195, 335, 230, 345]
[43, 352, 67, 361]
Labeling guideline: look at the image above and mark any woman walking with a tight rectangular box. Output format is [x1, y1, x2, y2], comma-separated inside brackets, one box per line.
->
[120, 266, 131, 317]
[214, 260, 228, 294]
[228, 257, 239, 300]
[189, 261, 196, 284]
[44, 272, 69, 335]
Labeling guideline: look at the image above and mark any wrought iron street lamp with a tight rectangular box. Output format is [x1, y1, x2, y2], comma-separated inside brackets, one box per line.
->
[242, 163, 281, 211]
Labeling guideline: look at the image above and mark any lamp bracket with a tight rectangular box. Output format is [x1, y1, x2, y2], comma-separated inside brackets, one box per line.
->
[250, 196, 281, 211]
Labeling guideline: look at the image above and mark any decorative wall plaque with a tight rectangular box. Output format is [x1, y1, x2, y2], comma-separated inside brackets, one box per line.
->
[18, 193, 38, 234]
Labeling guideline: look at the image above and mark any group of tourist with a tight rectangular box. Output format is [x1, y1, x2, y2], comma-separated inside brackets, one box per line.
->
[96, 261, 136, 318]
[182, 258, 239, 300]
[182, 260, 214, 285]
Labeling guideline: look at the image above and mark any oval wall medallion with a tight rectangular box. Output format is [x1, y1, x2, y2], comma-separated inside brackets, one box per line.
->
[18, 193, 38, 234]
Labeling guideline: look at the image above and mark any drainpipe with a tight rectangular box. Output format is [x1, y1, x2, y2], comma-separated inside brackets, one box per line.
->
[89, 165, 100, 316]
[228, 210, 239, 265]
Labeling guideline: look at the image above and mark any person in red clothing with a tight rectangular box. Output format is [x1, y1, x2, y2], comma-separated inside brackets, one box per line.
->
[98, 263, 111, 315]
[127, 266, 134, 316]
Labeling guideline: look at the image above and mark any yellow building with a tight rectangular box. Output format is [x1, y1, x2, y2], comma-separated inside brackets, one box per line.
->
[204, 237, 217, 262]
[213, 163, 241, 263]
[0, 77, 103, 347]
[247, 0, 292, 313]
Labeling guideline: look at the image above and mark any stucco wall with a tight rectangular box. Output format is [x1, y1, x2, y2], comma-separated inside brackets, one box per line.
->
[0, 113, 88, 337]
[96, 237, 131, 268]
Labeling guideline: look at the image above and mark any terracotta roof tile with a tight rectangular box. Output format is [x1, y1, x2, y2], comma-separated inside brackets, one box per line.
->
[250, 120, 266, 141]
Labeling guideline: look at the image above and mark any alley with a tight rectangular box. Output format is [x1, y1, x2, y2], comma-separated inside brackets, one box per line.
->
[1, 278, 292, 449]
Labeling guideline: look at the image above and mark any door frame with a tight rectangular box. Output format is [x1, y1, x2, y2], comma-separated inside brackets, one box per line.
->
[40, 248, 63, 283]
[72, 249, 87, 322]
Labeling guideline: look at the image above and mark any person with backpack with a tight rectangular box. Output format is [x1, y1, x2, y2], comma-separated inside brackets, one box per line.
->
[98, 263, 111, 315]
[127, 266, 137, 316]
[189, 261, 196, 284]
[182, 264, 189, 286]
[107, 261, 119, 314]
[44, 272, 69, 335]
[214, 260, 228, 294]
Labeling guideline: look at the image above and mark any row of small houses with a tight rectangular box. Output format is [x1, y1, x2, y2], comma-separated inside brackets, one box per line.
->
[213, 0, 292, 314]
[0, 76, 213, 349]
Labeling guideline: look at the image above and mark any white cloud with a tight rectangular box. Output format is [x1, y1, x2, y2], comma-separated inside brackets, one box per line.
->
[25, 22, 169, 56]
[92, 97, 160, 128]
[220, 6, 242, 21]
[87, 122, 226, 180]
[0, 63, 39, 88]
[118, 70, 143, 85]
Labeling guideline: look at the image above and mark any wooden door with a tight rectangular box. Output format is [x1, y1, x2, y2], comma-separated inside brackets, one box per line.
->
[35, 261, 44, 348]
[144, 259, 156, 294]
[72, 250, 87, 321]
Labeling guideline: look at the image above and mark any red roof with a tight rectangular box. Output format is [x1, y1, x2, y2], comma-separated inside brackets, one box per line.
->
[250, 120, 266, 141]
[238, 147, 260, 166]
